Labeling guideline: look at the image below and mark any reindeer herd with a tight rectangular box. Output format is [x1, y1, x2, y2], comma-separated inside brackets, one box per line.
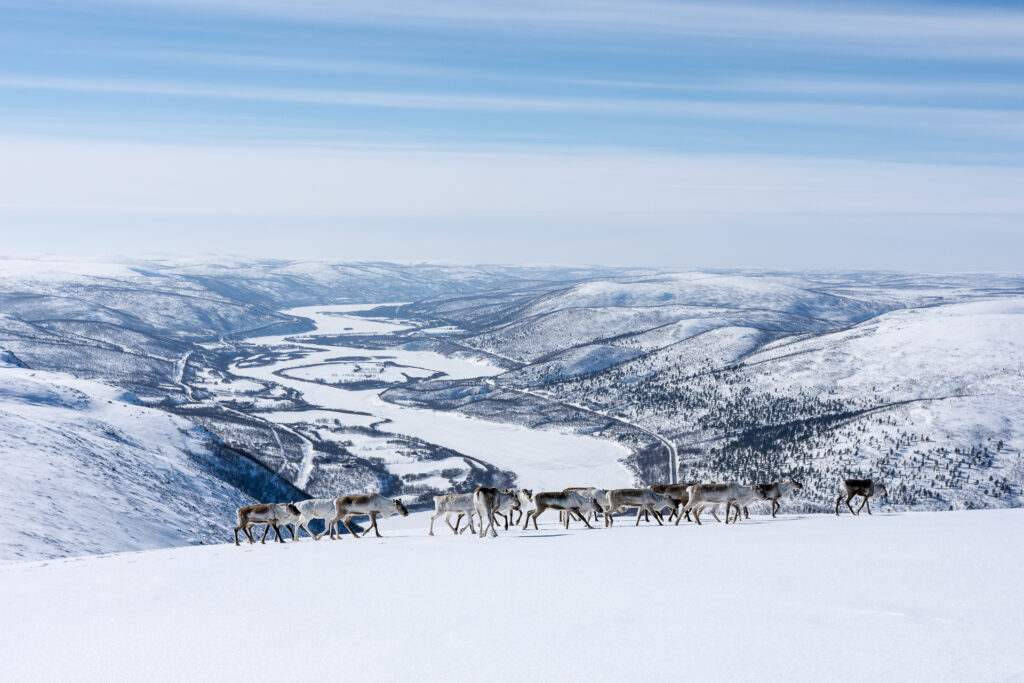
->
[234, 477, 888, 545]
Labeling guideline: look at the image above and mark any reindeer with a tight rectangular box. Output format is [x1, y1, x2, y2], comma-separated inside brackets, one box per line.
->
[292, 497, 350, 539]
[473, 487, 520, 538]
[523, 490, 601, 530]
[752, 479, 803, 518]
[429, 493, 477, 536]
[683, 483, 756, 525]
[651, 483, 704, 523]
[329, 494, 409, 538]
[835, 479, 888, 516]
[605, 488, 674, 527]
[559, 487, 610, 525]
[234, 503, 301, 545]
[492, 488, 532, 530]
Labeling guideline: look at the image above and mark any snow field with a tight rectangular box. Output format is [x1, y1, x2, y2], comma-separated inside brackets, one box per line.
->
[0, 509, 1020, 682]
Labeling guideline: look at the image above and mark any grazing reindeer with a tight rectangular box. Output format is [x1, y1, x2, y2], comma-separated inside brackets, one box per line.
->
[329, 494, 408, 538]
[429, 493, 477, 536]
[606, 488, 673, 527]
[684, 483, 756, 525]
[234, 503, 301, 545]
[835, 479, 888, 516]
[752, 479, 803, 518]
[523, 490, 600, 530]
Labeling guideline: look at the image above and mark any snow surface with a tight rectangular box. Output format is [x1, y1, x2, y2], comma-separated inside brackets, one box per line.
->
[0, 509, 1020, 682]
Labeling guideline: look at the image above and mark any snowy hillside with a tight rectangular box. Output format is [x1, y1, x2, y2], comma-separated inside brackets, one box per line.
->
[0, 365, 298, 562]
[3, 260, 1024, 564]
[1, 509, 1021, 682]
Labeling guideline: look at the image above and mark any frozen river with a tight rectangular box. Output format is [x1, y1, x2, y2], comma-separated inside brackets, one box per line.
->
[231, 304, 633, 491]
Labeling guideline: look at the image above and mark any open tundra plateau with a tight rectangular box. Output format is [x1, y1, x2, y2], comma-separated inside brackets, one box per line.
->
[0, 510, 1021, 682]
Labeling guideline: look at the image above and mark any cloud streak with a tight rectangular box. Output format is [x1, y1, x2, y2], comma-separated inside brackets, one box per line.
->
[83, 0, 1024, 60]
[4, 74, 1023, 139]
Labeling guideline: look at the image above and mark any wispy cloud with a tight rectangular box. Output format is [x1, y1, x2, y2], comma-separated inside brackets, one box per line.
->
[85, 0, 1024, 60]
[4, 74, 1023, 139]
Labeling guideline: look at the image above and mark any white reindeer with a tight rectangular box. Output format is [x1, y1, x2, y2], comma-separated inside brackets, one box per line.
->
[292, 497, 348, 539]
[684, 483, 757, 525]
[429, 493, 477, 536]
[328, 493, 409, 538]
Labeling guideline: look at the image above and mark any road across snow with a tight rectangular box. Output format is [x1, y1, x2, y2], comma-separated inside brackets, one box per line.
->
[234, 305, 634, 491]
[1, 509, 1020, 681]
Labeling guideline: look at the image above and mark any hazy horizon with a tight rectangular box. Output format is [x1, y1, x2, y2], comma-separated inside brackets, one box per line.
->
[2, 0, 1023, 270]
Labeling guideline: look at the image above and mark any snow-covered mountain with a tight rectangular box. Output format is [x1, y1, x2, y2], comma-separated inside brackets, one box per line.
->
[2, 259, 1023, 561]
[0, 365, 305, 562]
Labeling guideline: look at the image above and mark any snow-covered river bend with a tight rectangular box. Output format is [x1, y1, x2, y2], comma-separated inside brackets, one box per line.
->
[231, 304, 633, 491]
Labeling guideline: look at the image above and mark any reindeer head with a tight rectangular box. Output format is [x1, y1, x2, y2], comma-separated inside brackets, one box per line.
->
[393, 499, 409, 517]
[789, 479, 804, 490]
[517, 489, 533, 507]
[875, 482, 888, 498]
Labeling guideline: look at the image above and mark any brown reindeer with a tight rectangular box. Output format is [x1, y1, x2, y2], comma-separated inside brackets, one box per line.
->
[835, 479, 887, 516]
[234, 503, 300, 545]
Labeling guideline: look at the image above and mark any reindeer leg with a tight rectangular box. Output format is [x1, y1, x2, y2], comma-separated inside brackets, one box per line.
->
[846, 494, 858, 516]
[651, 506, 664, 526]
[835, 495, 843, 515]
[259, 524, 271, 543]
[578, 508, 593, 529]
[368, 512, 382, 538]
[863, 497, 872, 515]
[339, 516, 359, 537]
[709, 504, 722, 523]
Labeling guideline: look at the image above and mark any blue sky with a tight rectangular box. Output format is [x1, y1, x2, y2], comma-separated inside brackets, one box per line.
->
[1, 0, 1023, 269]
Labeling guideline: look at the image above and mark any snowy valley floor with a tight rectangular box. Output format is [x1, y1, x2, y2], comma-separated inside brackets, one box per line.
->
[1, 509, 1021, 682]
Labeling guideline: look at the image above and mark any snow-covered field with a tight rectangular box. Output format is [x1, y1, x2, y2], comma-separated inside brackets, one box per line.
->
[1, 509, 1020, 682]
[235, 305, 635, 491]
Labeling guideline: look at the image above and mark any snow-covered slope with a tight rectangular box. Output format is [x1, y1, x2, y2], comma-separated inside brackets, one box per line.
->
[743, 298, 1024, 399]
[0, 366, 265, 562]
[522, 272, 884, 321]
[1, 509, 1020, 682]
